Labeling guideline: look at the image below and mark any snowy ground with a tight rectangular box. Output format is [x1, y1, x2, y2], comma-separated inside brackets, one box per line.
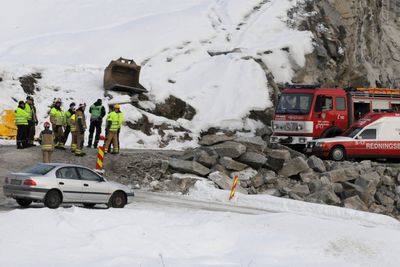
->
[1, 182, 400, 267]
[0, 0, 313, 149]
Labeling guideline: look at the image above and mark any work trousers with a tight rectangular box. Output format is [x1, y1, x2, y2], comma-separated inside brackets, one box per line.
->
[16, 125, 29, 149]
[42, 150, 53, 163]
[75, 132, 85, 155]
[53, 125, 64, 146]
[27, 120, 36, 145]
[104, 132, 119, 153]
[71, 131, 77, 152]
[63, 125, 71, 144]
[88, 120, 102, 147]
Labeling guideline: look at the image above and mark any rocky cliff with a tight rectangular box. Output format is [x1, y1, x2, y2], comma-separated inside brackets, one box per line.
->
[291, 0, 400, 88]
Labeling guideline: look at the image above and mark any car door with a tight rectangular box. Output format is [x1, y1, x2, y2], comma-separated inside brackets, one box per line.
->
[56, 167, 83, 202]
[76, 167, 110, 203]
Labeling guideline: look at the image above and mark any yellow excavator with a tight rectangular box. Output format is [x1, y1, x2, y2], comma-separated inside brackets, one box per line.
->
[103, 57, 147, 94]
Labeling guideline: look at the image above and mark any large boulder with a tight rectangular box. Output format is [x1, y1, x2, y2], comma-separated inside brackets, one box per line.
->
[279, 157, 309, 177]
[323, 167, 360, 183]
[234, 136, 267, 152]
[307, 155, 326, 173]
[237, 152, 267, 169]
[193, 149, 218, 168]
[344, 195, 368, 211]
[219, 157, 248, 171]
[169, 159, 210, 176]
[231, 168, 258, 181]
[354, 172, 380, 205]
[265, 149, 291, 172]
[208, 172, 248, 194]
[154, 95, 196, 120]
[306, 187, 341, 205]
[199, 134, 235, 146]
[210, 141, 246, 158]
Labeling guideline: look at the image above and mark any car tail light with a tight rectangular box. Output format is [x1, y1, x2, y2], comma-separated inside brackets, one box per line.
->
[5, 177, 9, 184]
[23, 179, 37, 186]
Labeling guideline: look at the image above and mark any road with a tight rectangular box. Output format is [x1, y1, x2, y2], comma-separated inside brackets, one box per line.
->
[0, 190, 276, 215]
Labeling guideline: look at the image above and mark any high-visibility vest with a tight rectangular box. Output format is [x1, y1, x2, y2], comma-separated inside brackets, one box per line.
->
[117, 112, 123, 129]
[107, 111, 119, 132]
[15, 107, 29, 125]
[90, 104, 103, 120]
[70, 114, 76, 132]
[64, 110, 74, 126]
[50, 107, 64, 125]
[40, 129, 54, 151]
[24, 103, 33, 120]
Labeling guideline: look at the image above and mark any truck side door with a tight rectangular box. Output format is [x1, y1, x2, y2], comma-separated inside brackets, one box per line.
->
[334, 96, 347, 131]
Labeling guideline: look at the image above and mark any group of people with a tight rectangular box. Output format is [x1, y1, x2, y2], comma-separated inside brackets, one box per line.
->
[15, 96, 123, 163]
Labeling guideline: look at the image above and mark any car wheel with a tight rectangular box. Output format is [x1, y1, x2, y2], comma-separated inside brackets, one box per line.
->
[108, 191, 126, 208]
[330, 146, 346, 161]
[83, 203, 96, 208]
[16, 198, 32, 207]
[44, 190, 62, 209]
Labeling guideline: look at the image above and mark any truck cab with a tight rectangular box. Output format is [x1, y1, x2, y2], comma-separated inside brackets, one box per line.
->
[306, 112, 400, 161]
[271, 85, 348, 145]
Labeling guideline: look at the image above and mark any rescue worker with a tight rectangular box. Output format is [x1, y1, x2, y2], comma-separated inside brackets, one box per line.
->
[115, 104, 123, 150]
[63, 102, 76, 145]
[87, 99, 106, 148]
[104, 104, 120, 154]
[38, 122, 54, 163]
[50, 98, 65, 149]
[74, 103, 87, 156]
[70, 112, 77, 153]
[15, 101, 30, 149]
[24, 96, 38, 147]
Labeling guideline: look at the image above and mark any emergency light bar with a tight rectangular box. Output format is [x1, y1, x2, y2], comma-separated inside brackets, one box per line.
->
[285, 84, 321, 89]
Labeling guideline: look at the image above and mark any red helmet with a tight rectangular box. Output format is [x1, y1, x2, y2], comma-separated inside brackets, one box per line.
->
[44, 122, 51, 128]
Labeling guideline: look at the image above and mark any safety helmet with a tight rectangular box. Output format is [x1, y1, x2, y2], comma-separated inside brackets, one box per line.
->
[114, 104, 121, 109]
[44, 122, 51, 128]
[55, 98, 62, 103]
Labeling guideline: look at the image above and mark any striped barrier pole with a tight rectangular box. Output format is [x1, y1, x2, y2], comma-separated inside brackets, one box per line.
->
[95, 135, 106, 172]
[229, 176, 239, 201]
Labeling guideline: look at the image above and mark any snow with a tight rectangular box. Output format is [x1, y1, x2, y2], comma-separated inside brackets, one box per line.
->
[0, 0, 313, 149]
[1, 182, 400, 266]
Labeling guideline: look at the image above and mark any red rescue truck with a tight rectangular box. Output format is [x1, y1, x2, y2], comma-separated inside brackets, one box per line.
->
[270, 85, 400, 145]
[306, 112, 400, 161]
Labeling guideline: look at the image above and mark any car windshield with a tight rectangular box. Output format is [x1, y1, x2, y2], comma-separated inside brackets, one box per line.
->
[276, 93, 313, 115]
[22, 164, 55, 175]
[342, 127, 362, 138]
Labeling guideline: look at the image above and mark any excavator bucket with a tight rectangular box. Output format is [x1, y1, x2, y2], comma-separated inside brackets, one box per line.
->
[103, 57, 148, 94]
[0, 109, 17, 140]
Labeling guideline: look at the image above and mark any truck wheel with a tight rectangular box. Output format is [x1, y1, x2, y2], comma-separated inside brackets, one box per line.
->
[330, 146, 346, 161]
[16, 198, 32, 207]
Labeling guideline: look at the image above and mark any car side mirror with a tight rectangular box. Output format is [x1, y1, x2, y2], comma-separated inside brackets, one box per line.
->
[356, 135, 362, 140]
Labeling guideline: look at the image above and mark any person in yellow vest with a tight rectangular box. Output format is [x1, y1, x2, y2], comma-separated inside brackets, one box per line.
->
[104, 104, 120, 154]
[75, 103, 87, 156]
[50, 98, 65, 149]
[24, 96, 38, 147]
[62, 102, 75, 146]
[38, 122, 54, 163]
[116, 104, 123, 149]
[15, 101, 30, 149]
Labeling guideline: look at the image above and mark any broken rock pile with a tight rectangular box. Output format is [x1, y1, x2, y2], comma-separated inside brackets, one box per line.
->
[166, 133, 400, 219]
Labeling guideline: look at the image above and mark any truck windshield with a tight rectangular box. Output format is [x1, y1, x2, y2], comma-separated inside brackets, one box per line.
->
[343, 127, 362, 138]
[276, 93, 313, 115]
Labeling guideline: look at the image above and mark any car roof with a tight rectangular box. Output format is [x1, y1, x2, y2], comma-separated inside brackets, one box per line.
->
[38, 163, 88, 168]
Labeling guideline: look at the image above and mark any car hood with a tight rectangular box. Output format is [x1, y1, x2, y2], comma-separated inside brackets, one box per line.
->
[314, 136, 354, 143]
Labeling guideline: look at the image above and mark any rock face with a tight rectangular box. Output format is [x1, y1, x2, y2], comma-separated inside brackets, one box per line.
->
[291, 0, 400, 88]
[154, 95, 196, 120]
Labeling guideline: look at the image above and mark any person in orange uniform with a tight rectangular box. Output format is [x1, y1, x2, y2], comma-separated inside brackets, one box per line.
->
[39, 122, 54, 163]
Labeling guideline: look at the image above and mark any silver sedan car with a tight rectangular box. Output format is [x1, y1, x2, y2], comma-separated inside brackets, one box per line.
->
[3, 163, 134, 209]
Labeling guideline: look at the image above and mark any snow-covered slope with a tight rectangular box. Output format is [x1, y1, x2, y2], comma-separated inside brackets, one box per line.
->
[0, 0, 313, 148]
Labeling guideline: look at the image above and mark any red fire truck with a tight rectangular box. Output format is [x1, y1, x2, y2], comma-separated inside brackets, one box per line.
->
[306, 112, 400, 161]
[270, 85, 400, 145]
